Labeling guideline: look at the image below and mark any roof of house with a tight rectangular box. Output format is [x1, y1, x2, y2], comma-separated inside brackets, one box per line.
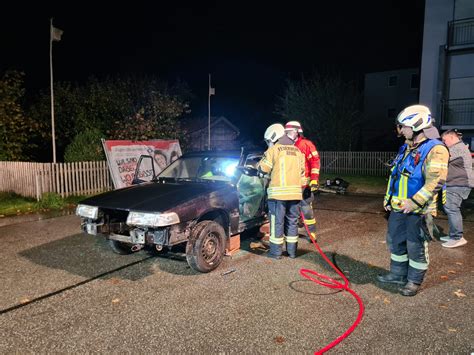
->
[182, 116, 240, 135]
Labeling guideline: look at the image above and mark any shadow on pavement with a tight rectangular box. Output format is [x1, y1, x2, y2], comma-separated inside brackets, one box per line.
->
[19, 233, 199, 280]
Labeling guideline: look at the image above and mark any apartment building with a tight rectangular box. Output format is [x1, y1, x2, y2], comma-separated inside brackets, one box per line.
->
[420, 0, 474, 147]
[363, 69, 420, 150]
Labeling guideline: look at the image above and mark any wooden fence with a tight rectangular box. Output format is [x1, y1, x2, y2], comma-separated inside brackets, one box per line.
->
[0, 152, 397, 199]
[0, 161, 112, 200]
[320, 151, 396, 176]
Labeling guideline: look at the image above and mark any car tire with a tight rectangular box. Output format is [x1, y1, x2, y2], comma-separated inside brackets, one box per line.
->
[108, 240, 134, 255]
[186, 220, 226, 273]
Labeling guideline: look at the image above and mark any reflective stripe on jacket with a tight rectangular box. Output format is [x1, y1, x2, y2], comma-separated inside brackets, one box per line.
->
[295, 136, 320, 186]
[384, 138, 448, 214]
[258, 144, 305, 201]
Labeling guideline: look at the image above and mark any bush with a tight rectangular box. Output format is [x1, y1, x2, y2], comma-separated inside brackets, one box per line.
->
[64, 195, 88, 205]
[64, 128, 105, 162]
[0, 192, 36, 216]
[36, 192, 64, 210]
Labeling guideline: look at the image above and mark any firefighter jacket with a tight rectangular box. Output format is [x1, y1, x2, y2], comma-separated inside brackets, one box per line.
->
[384, 137, 449, 214]
[295, 136, 320, 187]
[258, 142, 306, 201]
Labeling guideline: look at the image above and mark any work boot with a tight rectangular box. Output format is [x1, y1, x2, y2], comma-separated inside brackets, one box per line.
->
[286, 242, 298, 259]
[307, 232, 317, 244]
[400, 282, 420, 296]
[376, 273, 407, 285]
[268, 242, 282, 259]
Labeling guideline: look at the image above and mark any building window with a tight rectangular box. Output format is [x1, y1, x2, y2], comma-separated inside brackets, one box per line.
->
[387, 108, 397, 118]
[410, 74, 419, 89]
[388, 75, 398, 87]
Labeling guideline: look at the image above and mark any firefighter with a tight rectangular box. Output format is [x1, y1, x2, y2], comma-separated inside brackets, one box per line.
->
[379, 105, 449, 296]
[284, 121, 321, 242]
[258, 123, 306, 258]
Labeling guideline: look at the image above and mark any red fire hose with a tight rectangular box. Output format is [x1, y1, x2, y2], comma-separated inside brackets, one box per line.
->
[299, 211, 365, 354]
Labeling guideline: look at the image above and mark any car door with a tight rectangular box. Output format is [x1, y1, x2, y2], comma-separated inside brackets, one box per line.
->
[235, 153, 267, 222]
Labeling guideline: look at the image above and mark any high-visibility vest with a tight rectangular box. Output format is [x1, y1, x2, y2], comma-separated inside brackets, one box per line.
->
[386, 139, 444, 213]
[258, 143, 305, 201]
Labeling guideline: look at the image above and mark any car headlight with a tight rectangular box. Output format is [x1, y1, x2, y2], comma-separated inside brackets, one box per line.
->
[126, 211, 180, 227]
[76, 204, 99, 219]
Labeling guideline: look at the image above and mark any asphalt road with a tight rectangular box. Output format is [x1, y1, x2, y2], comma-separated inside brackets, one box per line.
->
[0, 193, 472, 353]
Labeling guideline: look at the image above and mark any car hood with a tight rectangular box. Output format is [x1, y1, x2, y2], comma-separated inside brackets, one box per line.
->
[80, 181, 226, 212]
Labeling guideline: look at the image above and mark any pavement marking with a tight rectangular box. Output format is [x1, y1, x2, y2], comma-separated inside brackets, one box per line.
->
[0, 256, 154, 316]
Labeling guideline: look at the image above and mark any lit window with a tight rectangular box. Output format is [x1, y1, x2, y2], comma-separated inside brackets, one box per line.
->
[388, 75, 398, 87]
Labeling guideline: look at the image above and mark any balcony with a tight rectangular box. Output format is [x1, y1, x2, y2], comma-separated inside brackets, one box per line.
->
[441, 98, 474, 128]
[447, 17, 474, 49]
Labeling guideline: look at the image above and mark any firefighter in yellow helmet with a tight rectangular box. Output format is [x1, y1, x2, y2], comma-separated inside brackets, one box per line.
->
[258, 123, 306, 258]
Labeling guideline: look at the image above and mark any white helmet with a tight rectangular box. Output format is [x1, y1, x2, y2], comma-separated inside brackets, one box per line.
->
[284, 121, 303, 134]
[264, 123, 285, 144]
[397, 105, 432, 132]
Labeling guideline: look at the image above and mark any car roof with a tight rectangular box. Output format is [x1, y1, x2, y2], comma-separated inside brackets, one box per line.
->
[181, 150, 262, 159]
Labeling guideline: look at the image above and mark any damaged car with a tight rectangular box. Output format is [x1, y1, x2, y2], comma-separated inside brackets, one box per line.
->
[76, 150, 267, 272]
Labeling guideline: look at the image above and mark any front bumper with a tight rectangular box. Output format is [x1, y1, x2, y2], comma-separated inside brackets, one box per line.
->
[81, 219, 169, 246]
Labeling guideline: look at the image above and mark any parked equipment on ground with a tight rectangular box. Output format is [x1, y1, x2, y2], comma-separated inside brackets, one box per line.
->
[318, 177, 349, 194]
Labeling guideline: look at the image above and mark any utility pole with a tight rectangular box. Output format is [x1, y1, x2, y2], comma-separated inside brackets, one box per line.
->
[50, 18, 56, 163]
[49, 19, 63, 163]
[208, 74, 211, 150]
[208, 74, 215, 151]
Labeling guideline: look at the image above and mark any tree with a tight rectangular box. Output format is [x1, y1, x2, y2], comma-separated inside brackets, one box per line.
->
[107, 77, 190, 141]
[29, 75, 191, 161]
[28, 78, 133, 158]
[64, 128, 105, 162]
[275, 72, 363, 151]
[0, 70, 39, 160]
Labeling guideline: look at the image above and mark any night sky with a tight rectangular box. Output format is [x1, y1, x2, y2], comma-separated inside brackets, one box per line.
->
[1, 0, 425, 136]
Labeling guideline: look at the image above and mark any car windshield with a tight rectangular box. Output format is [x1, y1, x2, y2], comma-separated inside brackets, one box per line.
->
[158, 156, 240, 182]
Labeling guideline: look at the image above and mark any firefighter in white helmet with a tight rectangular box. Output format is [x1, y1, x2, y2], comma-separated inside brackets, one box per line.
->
[263, 123, 285, 147]
[379, 104, 449, 296]
[284, 121, 320, 243]
[258, 123, 306, 258]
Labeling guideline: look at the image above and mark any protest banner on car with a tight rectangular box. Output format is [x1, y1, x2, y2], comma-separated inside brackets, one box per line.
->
[101, 139, 182, 189]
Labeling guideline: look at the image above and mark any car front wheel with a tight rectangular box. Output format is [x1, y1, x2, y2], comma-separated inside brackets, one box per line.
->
[186, 220, 226, 272]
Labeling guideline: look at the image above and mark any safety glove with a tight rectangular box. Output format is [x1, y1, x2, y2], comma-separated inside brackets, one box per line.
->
[310, 180, 319, 192]
[400, 199, 417, 214]
[420, 214, 436, 242]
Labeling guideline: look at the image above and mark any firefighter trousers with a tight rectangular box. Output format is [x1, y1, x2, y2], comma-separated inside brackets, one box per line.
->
[300, 187, 317, 240]
[268, 199, 300, 257]
[386, 211, 429, 284]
